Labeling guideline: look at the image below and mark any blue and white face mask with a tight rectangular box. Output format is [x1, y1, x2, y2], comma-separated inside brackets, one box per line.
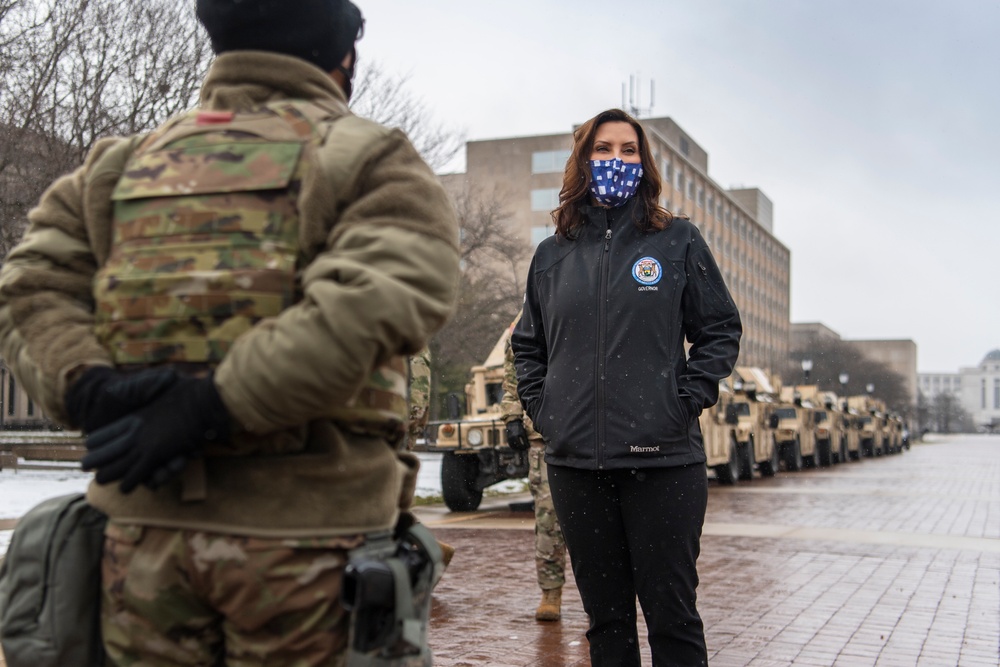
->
[589, 158, 643, 207]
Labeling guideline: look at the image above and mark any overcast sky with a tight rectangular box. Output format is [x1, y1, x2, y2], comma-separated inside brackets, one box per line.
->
[359, 1, 999, 373]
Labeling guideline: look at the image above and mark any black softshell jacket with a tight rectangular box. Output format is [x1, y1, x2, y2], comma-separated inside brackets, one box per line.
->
[512, 199, 742, 470]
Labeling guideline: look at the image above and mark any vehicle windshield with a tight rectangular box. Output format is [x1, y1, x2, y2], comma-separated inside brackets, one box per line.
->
[774, 408, 797, 419]
[733, 402, 751, 416]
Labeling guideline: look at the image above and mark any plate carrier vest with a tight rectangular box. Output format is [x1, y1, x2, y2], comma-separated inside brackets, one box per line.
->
[95, 100, 408, 441]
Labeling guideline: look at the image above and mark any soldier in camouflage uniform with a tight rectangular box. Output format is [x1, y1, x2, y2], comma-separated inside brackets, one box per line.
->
[500, 310, 567, 621]
[406, 348, 432, 450]
[0, 1, 460, 665]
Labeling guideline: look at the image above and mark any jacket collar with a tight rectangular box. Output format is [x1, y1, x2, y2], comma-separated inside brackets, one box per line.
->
[581, 195, 642, 235]
[199, 51, 349, 110]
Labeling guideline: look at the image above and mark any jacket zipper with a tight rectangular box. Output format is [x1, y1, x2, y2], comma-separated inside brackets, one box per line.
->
[596, 226, 612, 468]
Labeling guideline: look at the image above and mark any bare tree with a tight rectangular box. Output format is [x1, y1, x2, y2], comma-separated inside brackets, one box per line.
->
[928, 392, 974, 433]
[350, 62, 464, 172]
[428, 183, 530, 417]
[0, 0, 211, 257]
[787, 337, 911, 416]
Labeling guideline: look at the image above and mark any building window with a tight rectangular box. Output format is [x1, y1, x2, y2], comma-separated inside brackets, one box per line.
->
[687, 181, 694, 199]
[995, 378, 999, 409]
[531, 150, 571, 174]
[530, 188, 560, 211]
[27, 398, 34, 417]
[676, 172, 684, 194]
[7, 375, 14, 416]
[531, 225, 555, 247]
[982, 379, 987, 409]
[661, 159, 672, 183]
[697, 188, 704, 207]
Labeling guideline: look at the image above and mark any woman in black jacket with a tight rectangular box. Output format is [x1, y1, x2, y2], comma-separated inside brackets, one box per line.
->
[511, 108, 742, 666]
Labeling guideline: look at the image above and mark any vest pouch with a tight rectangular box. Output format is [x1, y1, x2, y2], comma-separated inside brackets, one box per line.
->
[96, 137, 305, 366]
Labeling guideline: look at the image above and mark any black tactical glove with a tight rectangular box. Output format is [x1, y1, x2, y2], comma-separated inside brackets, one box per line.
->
[65, 366, 180, 434]
[505, 419, 531, 451]
[81, 373, 231, 493]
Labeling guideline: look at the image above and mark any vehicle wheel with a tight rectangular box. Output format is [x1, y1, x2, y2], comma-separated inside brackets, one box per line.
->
[817, 439, 832, 467]
[784, 437, 803, 472]
[714, 439, 740, 485]
[759, 436, 779, 477]
[838, 437, 849, 464]
[441, 452, 483, 512]
[737, 437, 754, 481]
[862, 438, 874, 458]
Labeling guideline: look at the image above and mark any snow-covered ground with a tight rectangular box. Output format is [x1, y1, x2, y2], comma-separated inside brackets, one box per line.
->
[0, 452, 522, 557]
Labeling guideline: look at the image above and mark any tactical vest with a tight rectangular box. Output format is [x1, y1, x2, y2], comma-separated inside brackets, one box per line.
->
[94, 101, 408, 440]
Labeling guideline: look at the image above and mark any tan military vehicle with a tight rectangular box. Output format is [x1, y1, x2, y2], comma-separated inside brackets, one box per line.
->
[798, 386, 845, 467]
[421, 328, 529, 511]
[772, 386, 818, 471]
[848, 395, 889, 457]
[728, 367, 781, 479]
[700, 378, 743, 484]
[839, 398, 863, 461]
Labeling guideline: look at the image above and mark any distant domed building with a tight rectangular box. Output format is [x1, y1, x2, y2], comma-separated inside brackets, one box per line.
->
[959, 350, 1000, 430]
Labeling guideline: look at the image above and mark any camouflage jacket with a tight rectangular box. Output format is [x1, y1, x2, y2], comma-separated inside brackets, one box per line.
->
[499, 311, 541, 439]
[0, 53, 460, 537]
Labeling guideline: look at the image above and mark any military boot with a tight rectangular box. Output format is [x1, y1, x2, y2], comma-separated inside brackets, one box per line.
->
[535, 587, 562, 621]
[437, 540, 456, 568]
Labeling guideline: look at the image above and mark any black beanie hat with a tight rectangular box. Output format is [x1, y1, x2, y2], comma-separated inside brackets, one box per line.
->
[196, 0, 364, 72]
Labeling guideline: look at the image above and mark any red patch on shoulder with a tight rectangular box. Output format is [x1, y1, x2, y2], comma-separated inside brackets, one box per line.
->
[196, 111, 235, 125]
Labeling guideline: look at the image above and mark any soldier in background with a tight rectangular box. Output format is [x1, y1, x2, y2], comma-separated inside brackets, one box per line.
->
[0, 0, 460, 664]
[407, 347, 456, 568]
[407, 348, 432, 449]
[500, 311, 567, 621]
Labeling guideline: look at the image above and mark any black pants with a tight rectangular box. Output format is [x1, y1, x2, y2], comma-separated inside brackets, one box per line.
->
[548, 463, 708, 667]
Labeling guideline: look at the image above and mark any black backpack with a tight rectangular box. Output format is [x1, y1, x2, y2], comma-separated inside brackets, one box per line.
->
[0, 493, 107, 666]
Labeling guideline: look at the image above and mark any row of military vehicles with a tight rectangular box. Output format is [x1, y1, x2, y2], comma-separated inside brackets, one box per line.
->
[416, 330, 910, 512]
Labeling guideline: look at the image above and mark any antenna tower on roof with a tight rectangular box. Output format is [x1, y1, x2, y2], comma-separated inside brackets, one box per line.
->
[622, 74, 655, 118]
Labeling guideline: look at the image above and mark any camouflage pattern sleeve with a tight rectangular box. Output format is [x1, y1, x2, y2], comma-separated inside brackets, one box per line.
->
[406, 347, 432, 448]
[0, 137, 130, 424]
[499, 311, 524, 424]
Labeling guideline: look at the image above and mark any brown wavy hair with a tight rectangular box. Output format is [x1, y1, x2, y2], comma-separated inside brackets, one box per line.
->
[552, 108, 672, 238]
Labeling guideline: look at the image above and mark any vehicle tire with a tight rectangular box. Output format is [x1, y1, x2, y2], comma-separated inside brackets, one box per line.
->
[838, 437, 849, 464]
[714, 439, 740, 485]
[441, 452, 483, 512]
[759, 436, 779, 477]
[784, 436, 803, 472]
[862, 438, 874, 458]
[817, 439, 832, 467]
[737, 437, 754, 481]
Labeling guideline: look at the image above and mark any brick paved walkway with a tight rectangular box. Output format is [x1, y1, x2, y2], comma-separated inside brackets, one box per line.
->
[2, 434, 997, 666]
[419, 434, 1000, 666]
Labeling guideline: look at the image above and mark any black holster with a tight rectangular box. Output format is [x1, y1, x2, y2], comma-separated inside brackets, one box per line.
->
[341, 512, 443, 667]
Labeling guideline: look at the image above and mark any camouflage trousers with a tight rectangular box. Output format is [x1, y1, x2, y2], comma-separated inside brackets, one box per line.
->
[529, 442, 566, 590]
[100, 522, 365, 667]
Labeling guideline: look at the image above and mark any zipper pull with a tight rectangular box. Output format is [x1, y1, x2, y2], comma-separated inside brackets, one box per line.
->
[605, 228, 612, 251]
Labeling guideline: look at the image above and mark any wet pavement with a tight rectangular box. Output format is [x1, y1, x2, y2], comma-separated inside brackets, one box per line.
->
[416, 434, 1000, 666]
[2, 434, 997, 666]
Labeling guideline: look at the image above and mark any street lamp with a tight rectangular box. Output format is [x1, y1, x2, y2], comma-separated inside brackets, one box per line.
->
[866, 383, 875, 396]
[839, 372, 849, 395]
[801, 358, 813, 385]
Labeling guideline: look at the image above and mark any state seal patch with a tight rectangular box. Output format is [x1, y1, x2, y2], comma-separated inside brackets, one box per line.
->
[631, 256, 662, 287]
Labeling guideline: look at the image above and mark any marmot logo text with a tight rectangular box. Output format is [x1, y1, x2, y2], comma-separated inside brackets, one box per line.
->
[630, 445, 660, 453]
